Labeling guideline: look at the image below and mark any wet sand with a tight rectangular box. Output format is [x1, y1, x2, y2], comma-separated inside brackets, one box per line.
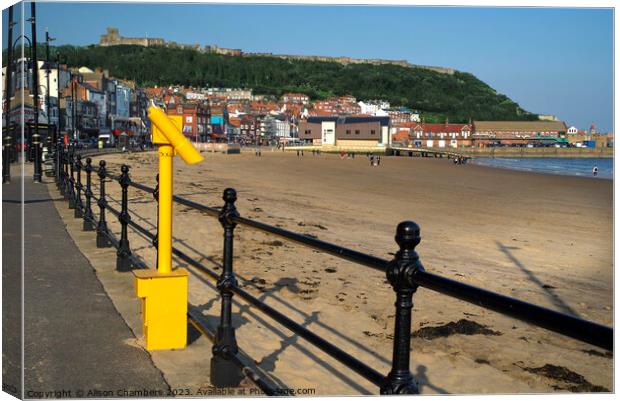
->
[94, 149, 612, 394]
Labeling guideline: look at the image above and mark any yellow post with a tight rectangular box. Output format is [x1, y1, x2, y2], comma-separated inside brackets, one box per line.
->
[157, 144, 173, 274]
[133, 106, 204, 350]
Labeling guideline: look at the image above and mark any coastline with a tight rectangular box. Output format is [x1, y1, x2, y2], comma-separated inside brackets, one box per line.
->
[469, 157, 613, 180]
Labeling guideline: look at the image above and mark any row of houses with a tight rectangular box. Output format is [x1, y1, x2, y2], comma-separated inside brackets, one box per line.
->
[2, 61, 148, 141]
[107, 83, 610, 149]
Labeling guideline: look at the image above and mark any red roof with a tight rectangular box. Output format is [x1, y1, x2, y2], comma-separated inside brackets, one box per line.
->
[392, 130, 411, 142]
[413, 123, 471, 133]
[228, 117, 241, 127]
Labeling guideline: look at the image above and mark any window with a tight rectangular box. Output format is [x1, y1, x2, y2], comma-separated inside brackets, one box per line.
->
[346, 130, 351, 134]
[355, 130, 360, 135]
[371, 130, 376, 135]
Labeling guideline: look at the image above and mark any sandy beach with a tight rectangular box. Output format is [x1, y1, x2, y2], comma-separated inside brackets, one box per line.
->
[90, 149, 612, 394]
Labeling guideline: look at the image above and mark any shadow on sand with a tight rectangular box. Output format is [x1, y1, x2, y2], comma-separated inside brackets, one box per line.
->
[496, 241, 578, 317]
[102, 187, 449, 394]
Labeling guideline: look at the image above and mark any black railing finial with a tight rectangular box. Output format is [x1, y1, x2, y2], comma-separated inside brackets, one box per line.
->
[211, 187, 243, 387]
[2, 134, 11, 184]
[381, 220, 422, 395]
[96, 160, 112, 248]
[74, 154, 84, 218]
[116, 164, 133, 271]
[68, 146, 76, 208]
[82, 157, 95, 231]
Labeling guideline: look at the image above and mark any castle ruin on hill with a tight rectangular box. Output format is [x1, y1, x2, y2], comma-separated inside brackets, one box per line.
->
[98, 27, 455, 75]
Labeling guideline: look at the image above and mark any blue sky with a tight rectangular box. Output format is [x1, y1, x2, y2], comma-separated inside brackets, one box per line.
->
[2, 3, 614, 131]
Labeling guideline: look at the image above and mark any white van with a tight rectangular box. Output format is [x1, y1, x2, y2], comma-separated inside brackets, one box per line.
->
[98, 130, 114, 147]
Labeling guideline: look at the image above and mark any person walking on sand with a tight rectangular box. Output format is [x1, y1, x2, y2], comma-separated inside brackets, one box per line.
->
[593, 166, 598, 176]
[370, 155, 374, 166]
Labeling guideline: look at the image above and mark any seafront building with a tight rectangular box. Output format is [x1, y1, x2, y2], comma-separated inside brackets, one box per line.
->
[410, 123, 473, 148]
[472, 120, 568, 147]
[298, 116, 390, 147]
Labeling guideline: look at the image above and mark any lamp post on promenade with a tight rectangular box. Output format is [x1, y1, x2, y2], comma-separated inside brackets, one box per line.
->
[4, 6, 15, 183]
[29, 2, 42, 182]
[12, 34, 32, 164]
[45, 28, 56, 144]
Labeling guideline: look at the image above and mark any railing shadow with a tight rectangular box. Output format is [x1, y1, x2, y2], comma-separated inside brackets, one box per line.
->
[102, 188, 393, 367]
[495, 241, 578, 317]
[183, 266, 372, 394]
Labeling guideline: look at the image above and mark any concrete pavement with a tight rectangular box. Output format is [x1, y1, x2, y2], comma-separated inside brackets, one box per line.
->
[3, 167, 170, 398]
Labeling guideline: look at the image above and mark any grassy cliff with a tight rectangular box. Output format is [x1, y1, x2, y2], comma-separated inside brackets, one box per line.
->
[48, 44, 537, 123]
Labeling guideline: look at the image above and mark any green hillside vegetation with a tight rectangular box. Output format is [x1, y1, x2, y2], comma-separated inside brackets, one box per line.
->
[10, 44, 538, 123]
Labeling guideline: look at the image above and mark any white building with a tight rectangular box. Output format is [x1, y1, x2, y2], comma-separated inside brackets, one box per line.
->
[358, 100, 390, 116]
[2, 60, 70, 127]
[261, 115, 291, 139]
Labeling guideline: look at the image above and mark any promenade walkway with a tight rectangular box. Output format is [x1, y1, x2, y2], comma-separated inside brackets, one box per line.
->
[2, 168, 169, 398]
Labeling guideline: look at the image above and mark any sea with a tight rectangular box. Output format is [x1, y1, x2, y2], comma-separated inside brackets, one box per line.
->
[470, 157, 613, 179]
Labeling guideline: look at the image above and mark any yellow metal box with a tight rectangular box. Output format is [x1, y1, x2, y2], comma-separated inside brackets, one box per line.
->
[134, 268, 189, 350]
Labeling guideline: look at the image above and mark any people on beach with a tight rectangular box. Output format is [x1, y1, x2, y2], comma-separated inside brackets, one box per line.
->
[593, 166, 598, 176]
[370, 155, 374, 166]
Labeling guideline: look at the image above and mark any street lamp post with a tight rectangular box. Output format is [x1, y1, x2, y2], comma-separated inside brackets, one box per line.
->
[30, 2, 42, 182]
[12, 34, 32, 165]
[3, 6, 15, 183]
[45, 28, 56, 143]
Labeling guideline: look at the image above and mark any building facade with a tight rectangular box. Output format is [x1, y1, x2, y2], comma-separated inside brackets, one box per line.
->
[298, 116, 390, 147]
[472, 120, 568, 147]
[411, 123, 473, 148]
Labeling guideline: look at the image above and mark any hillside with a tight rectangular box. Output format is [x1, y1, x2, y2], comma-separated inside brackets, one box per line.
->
[52, 44, 537, 123]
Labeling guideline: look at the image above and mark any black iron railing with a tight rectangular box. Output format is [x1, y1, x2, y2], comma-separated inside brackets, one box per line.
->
[54, 145, 613, 395]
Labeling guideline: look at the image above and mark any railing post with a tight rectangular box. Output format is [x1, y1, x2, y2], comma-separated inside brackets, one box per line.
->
[210, 188, 243, 387]
[58, 143, 66, 193]
[116, 164, 133, 271]
[2, 134, 11, 183]
[380, 221, 422, 395]
[96, 160, 112, 248]
[55, 135, 61, 185]
[82, 157, 95, 231]
[74, 154, 84, 218]
[32, 130, 42, 182]
[152, 173, 159, 269]
[68, 145, 76, 208]
[45, 135, 53, 177]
